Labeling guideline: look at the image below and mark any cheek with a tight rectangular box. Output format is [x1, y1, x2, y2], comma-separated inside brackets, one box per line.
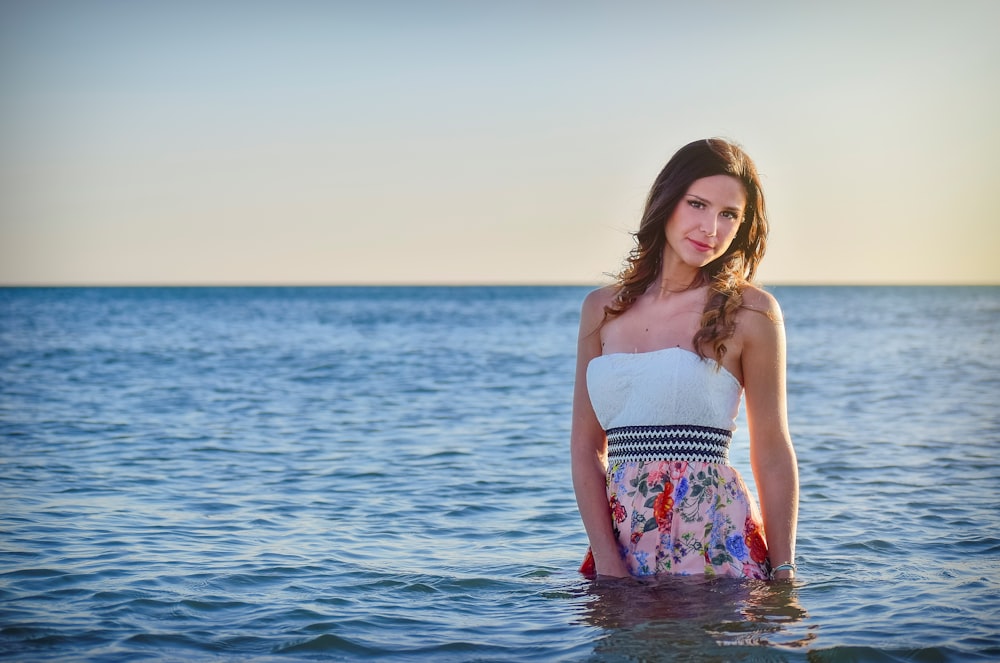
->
[719, 223, 740, 242]
[716, 225, 742, 252]
[662, 218, 676, 241]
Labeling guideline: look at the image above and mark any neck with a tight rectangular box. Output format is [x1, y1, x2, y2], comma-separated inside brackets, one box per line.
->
[654, 254, 703, 297]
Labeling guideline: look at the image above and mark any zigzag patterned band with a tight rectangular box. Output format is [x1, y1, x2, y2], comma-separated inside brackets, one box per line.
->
[605, 424, 732, 465]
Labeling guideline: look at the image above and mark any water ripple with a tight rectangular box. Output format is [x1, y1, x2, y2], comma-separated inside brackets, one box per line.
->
[1, 286, 998, 660]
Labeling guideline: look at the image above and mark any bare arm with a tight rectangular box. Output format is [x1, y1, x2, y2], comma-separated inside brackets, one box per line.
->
[570, 289, 629, 577]
[740, 291, 799, 579]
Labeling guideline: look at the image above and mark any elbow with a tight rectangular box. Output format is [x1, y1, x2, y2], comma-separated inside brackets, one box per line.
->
[751, 438, 798, 484]
[570, 431, 607, 476]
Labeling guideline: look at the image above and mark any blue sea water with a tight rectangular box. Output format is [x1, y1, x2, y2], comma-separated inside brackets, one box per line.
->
[1, 285, 998, 662]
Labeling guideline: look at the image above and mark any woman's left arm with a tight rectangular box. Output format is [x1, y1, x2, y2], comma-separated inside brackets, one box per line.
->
[740, 290, 799, 579]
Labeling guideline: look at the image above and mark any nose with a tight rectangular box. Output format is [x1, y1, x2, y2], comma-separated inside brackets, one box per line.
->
[701, 216, 718, 237]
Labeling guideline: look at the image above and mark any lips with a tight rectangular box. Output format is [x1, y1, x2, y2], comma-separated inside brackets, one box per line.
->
[687, 238, 714, 252]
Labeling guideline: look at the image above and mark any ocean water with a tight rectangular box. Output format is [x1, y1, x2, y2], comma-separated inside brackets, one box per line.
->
[1, 285, 998, 662]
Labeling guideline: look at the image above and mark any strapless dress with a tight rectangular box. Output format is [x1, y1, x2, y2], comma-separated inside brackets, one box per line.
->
[581, 347, 770, 579]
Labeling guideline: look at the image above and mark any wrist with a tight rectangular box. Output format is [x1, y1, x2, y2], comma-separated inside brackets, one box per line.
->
[769, 561, 796, 580]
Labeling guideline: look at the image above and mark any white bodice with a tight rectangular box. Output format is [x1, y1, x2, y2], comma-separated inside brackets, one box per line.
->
[586, 347, 742, 431]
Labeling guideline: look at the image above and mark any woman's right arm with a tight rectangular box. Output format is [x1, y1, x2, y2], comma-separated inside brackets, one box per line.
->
[570, 289, 629, 578]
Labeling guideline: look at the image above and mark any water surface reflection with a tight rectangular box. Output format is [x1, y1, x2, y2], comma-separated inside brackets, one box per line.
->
[578, 575, 814, 660]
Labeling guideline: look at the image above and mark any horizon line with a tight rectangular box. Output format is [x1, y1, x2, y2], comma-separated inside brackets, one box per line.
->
[2, 281, 998, 288]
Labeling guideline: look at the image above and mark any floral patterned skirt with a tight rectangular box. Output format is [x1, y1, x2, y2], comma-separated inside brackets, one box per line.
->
[581, 459, 771, 579]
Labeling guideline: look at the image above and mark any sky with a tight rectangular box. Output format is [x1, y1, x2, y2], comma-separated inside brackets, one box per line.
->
[1, 1, 998, 286]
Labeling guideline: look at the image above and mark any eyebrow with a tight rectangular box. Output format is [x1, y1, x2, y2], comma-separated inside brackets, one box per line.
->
[687, 193, 744, 213]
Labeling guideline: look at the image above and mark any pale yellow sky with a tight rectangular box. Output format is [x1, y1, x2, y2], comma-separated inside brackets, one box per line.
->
[1, 1, 998, 285]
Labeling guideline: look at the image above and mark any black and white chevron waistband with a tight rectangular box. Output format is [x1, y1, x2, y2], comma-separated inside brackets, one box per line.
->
[605, 425, 732, 465]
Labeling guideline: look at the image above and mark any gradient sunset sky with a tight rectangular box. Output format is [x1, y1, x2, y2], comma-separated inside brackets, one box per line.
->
[2, 1, 998, 285]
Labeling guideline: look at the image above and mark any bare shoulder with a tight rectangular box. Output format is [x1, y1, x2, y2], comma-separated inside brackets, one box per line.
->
[578, 285, 617, 340]
[737, 285, 785, 346]
[739, 285, 783, 321]
[581, 285, 617, 320]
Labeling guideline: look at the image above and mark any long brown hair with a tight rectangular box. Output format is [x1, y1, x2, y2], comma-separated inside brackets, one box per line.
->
[605, 138, 769, 362]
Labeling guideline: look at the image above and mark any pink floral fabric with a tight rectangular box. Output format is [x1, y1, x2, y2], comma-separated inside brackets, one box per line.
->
[585, 459, 770, 579]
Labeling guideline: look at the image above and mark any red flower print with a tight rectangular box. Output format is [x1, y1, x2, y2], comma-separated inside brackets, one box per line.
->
[579, 549, 596, 578]
[653, 483, 674, 529]
[631, 531, 643, 544]
[609, 494, 627, 523]
[646, 464, 667, 488]
[744, 517, 768, 564]
[668, 461, 689, 481]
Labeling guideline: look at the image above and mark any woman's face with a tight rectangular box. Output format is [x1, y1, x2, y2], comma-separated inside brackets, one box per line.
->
[663, 174, 746, 269]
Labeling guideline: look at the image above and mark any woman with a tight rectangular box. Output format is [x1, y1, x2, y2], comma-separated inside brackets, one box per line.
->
[571, 138, 798, 580]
